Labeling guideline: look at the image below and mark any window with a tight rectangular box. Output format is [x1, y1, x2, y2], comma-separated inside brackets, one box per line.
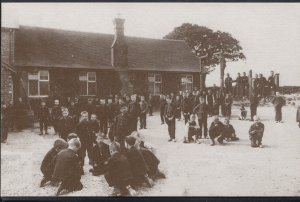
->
[79, 72, 97, 96]
[28, 70, 49, 97]
[181, 74, 193, 92]
[148, 73, 162, 95]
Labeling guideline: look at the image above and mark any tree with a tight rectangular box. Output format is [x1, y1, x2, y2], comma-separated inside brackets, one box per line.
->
[164, 23, 246, 90]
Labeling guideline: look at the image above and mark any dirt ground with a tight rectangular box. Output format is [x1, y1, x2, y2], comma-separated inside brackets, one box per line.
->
[1, 104, 300, 196]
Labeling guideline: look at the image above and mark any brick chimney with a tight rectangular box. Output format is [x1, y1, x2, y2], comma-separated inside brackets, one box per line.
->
[111, 17, 128, 67]
[111, 17, 132, 95]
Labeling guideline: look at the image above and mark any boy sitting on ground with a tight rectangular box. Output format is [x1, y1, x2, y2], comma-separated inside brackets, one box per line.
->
[104, 142, 136, 196]
[183, 114, 200, 144]
[131, 134, 166, 181]
[208, 116, 225, 146]
[89, 135, 110, 176]
[239, 103, 247, 120]
[40, 138, 68, 187]
[53, 138, 83, 196]
[125, 136, 153, 188]
[222, 118, 239, 142]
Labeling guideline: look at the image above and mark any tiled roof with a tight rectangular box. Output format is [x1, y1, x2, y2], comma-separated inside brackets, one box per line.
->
[14, 26, 200, 72]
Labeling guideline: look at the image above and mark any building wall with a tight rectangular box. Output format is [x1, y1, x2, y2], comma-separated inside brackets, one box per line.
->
[1, 66, 14, 104]
[1, 28, 16, 104]
[130, 71, 200, 95]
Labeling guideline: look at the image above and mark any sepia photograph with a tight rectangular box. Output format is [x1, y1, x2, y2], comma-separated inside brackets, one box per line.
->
[1, 2, 300, 197]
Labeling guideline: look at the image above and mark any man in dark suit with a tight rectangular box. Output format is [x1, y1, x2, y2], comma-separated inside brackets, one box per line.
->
[233, 73, 242, 98]
[193, 96, 208, 139]
[164, 97, 176, 142]
[268, 71, 276, 96]
[128, 95, 141, 133]
[224, 73, 233, 94]
[241, 72, 249, 97]
[258, 74, 267, 98]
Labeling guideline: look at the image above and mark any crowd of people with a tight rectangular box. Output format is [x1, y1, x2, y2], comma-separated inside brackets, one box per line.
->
[0, 70, 297, 196]
[224, 70, 278, 99]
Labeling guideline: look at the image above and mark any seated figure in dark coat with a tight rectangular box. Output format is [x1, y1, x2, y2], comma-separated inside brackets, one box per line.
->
[222, 118, 239, 142]
[89, 135, 110, 176]
[248, 116, 265, 148]
[53, 138, 83, 196]
[104, 142, 136, 196]
[130, 132, 166, 181]
[125, 136, 153, 188]
[208, 116, 225, 146]
[40, 138, 68, 187]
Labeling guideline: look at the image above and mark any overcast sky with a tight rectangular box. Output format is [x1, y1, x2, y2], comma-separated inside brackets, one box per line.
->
[2, 3, 300, 86]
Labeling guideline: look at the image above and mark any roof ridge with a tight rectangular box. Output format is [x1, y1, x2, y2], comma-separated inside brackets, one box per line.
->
[18, 25, 185, 42]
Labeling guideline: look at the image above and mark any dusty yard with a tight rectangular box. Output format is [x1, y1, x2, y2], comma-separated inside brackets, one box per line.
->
[1, 104, 300, 196]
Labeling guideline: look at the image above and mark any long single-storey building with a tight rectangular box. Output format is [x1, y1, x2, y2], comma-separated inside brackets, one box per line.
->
[1, 17, 201, 106]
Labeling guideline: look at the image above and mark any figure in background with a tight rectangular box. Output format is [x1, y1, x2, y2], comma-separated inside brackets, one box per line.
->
[271, 91, 286, 123]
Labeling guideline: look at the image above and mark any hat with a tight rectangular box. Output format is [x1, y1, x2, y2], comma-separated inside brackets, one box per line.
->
[125, 136, 136, 146]
[53, 138, 68, 149]
[67, 133, 78, 140]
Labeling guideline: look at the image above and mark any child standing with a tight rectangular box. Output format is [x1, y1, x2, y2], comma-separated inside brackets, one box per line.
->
[164, 97, 176, 142]
[38, 101, 50, 135]
[51, 99, 62, 135]
[139, 96, 148, 129]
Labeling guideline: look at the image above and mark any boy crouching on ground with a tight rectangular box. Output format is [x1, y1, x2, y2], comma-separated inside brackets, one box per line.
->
[208, 116, 225, 146]
[130, 134, 166, 181]
[125, 136, 153, 188]
[89, 135, 110, 176]
[104, 142, 137, 196]
[40, 138, 68, 187]
[53, 138, 83, 196]
[183, 114, 200, 144]
[248, 115, 265, 148]
[222, 118, 239, 142]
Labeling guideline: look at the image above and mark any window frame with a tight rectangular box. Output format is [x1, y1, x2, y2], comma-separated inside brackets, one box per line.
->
[79, 71, 97, 96]
[28, 70, 50, 98]
[181, 74, 193, 92]
[148, 73, 162, 95]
